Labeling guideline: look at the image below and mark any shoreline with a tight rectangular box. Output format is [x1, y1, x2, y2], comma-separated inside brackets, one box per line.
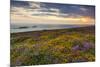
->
[11, 25, 95, 35]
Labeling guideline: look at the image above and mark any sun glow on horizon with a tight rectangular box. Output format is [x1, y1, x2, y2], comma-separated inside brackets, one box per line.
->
[11, 14, 95, 25]
[11, 1, 95, 25]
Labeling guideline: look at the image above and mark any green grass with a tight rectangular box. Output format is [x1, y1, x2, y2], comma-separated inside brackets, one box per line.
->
[11, 26, 95, 66]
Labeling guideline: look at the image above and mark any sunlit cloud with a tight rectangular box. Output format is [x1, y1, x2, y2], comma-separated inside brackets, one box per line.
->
[11, 1, 95, 25]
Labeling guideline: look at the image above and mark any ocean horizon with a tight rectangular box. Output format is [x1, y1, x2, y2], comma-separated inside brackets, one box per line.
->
[10, 23, 93, 33]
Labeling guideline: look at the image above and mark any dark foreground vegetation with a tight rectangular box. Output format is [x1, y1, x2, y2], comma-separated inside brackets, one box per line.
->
[11, 26, 95, 66]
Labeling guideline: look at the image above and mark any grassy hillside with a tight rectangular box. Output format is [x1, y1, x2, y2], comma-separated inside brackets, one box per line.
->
[11, 26, 95, 66]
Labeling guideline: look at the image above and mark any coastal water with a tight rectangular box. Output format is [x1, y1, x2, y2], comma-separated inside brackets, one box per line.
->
[10, 23, 89, 33]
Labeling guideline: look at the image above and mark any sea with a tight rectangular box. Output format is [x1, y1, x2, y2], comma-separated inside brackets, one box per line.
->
[10, 23, 91, 33]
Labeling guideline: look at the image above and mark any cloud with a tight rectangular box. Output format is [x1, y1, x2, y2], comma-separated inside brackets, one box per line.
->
[11, 2, 62, 17]
[80, 7, 88, 12]
[29, 2, 41, 8]
[11, 1, 95, 25]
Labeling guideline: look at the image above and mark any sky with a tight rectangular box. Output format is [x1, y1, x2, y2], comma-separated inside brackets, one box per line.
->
[11, 0, 95, 25]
